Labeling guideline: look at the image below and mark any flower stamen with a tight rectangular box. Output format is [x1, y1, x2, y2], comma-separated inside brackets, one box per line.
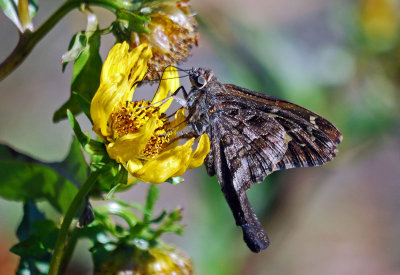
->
[109, 100, 173, 158]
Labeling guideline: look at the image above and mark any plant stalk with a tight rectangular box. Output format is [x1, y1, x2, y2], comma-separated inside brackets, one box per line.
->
[48, 171, 99, 275]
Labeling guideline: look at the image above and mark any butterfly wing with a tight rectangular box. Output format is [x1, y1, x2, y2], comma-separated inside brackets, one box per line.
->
[203, 84, 342, 252]
[223, 84, 342, 172]
[205, 106, 288, 252]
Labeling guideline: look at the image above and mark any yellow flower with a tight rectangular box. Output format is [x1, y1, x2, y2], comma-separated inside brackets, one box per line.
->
[360, 0, 399, 44]
[90, 42, 210, 184]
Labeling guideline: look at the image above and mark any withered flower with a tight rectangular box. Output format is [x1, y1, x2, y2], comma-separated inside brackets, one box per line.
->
[132, 0, 199, 80]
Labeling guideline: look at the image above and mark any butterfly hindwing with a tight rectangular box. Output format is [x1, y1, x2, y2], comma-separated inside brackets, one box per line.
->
[204, 105, 288, 252]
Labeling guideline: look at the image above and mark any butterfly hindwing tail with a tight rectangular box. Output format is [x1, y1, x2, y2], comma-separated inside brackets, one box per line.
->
[216, 138, 270, 253]
[221, 175, 270, 252]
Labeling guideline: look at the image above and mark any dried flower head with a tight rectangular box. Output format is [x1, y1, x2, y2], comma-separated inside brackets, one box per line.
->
[132, 0, 199, 81]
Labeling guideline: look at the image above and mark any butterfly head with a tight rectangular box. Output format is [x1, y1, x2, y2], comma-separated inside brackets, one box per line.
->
[189, 67, 214, 89]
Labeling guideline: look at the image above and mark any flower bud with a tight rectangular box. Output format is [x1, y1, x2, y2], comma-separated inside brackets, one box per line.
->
[98, 244, 193, 275]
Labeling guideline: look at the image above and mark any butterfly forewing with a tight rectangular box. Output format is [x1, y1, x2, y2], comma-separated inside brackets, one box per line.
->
[223, 84, 342, 171]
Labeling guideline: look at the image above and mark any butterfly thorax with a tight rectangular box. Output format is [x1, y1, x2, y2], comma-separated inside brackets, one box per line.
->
[186, 68, 229, 136]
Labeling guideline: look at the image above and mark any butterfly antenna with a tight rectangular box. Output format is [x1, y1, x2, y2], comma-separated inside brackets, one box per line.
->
[172, 66, 190, 72]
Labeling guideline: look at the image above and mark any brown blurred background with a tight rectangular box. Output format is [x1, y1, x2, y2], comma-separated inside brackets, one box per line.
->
[1, 0, 400, 274]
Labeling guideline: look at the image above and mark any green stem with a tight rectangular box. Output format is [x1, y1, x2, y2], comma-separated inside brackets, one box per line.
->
[0, 0, 134, 81]
[59, 229, 80, 275]
[49, 171, 99, 275]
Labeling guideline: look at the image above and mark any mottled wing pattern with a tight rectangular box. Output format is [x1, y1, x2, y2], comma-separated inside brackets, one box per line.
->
[209, 108, 287, 190]
[223, 84, 342, 172]
[205, 106, 288, 252]
[203, 83, 342, 252]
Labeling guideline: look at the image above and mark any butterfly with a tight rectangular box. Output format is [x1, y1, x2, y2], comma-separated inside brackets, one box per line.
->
[173, 67, 342, 253]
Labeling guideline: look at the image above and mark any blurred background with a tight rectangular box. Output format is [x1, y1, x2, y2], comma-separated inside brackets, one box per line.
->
[1, 0, 400, 274]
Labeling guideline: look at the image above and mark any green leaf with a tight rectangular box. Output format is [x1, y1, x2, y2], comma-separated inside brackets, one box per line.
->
[67, 110, 90, 147]
[96, 203, 139, 231]
[92, 162, 131, 196]
[144, 184, 160, 223]
[54, 12, 102, 122]
[16, 202, 45, 242]
[72, 91, 92, 122]
[149, 207, 184, 240]
[66, 110, 106, 158]
[150, 210, 167, 223]
[11, 219, 59, 259]
[15, 203, 50, 275]
[0, 141, 83, 213]
[12, 205, 57, 275]
[61, 33, 86, 72]
[49, 138, 88, 187]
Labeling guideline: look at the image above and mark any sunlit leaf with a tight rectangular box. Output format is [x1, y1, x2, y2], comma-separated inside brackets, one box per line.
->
[54, 12, 102, 122]
[61, 33, 86, 72]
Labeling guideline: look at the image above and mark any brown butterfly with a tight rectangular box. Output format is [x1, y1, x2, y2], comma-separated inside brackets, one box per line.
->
[174, 67, 342, 253]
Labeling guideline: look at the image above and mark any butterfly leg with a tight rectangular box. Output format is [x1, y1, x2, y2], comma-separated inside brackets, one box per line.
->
[171, 85, 189, 107]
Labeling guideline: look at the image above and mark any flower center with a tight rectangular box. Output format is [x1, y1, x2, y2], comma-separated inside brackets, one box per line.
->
[110, 100, 173, 158]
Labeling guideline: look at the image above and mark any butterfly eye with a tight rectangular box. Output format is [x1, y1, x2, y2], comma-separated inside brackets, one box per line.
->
[195, 76, 206, 88]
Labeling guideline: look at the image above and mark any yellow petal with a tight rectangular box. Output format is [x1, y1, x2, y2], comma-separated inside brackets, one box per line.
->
[188, 134, 210, 169]
[126, 159, 144, 174]
[151, 66, 179, 113]
[106, 118, 159, 163]
[169, 108, 187, 133]
[90, 42, 152, 138]
[133, 138, 195, 184]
